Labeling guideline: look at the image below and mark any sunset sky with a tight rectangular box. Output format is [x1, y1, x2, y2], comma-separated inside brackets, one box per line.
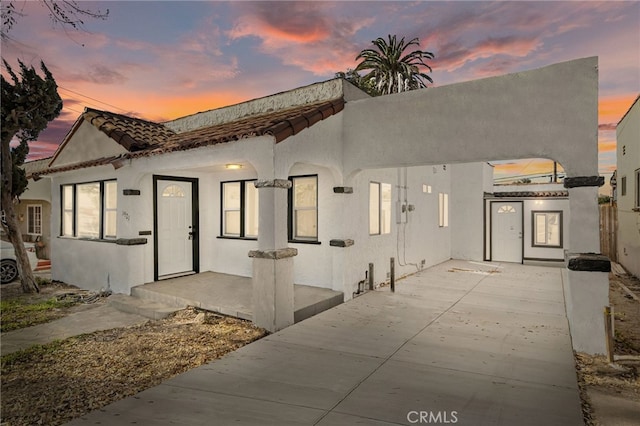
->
[2, 1, 639, 193]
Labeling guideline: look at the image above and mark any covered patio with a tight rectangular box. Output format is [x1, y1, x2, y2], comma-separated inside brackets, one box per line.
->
[131, 272, 343, 323]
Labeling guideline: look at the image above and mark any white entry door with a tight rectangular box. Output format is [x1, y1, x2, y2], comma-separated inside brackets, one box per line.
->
[491, 201, 523, 263]
[156, 179, 195, 278]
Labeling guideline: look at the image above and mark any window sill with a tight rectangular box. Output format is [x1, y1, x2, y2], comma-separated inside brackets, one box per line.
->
[217, 236, 258, 241]
[289, 239, 321, 245]
[57, 236, 117, 243]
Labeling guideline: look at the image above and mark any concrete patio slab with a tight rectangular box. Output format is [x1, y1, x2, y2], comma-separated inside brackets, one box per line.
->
[130, 271, 343, 323]
[66, 260, 583, 426]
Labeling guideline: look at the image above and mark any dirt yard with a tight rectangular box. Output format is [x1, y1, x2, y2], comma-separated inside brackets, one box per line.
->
[575, 271, 640, 425]
[0, 287, 266, 426]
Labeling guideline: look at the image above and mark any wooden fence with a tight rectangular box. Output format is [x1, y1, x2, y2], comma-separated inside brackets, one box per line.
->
[599, 204, 617, 262]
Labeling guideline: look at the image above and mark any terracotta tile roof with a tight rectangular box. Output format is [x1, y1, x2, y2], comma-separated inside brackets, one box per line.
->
[23, 157, 54, 178]
[82, 108, 175, 151]
[36, 98, 344, 177]
[491, 191, 569, 198]
[139, 98, 345, 157]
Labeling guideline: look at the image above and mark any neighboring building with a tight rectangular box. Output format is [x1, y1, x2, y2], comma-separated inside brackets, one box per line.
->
[34, 58, 607, 354]
[616, 95, 640, 278]
[13, 158, 53, 259]
[485, 183, 570, 263]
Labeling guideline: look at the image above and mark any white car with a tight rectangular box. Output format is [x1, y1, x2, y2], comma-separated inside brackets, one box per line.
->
[1, 239, 38, 284]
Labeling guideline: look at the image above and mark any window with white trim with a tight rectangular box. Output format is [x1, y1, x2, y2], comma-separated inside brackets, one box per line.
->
[369, 182, 392, 235]
[438, 193, 449, 227]
[103, 181, 117, 238]
[635, 169, 640, 209]
[27, 204, 42, 235]
[290, 175, 318, 241]
[532, 211, 562, 248]
[61, 180, 117, 239]
[221, 180, 259, 238]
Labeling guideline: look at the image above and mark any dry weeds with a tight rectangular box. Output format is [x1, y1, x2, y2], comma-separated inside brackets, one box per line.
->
[574, 272, 640, 425]
[1, 307, 266, 426]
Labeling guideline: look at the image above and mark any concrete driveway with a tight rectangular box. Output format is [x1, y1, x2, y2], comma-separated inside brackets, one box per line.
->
[68, 260, 582, 426]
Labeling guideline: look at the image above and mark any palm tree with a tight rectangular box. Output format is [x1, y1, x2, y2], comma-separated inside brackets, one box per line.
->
[354, 35, 434, 95]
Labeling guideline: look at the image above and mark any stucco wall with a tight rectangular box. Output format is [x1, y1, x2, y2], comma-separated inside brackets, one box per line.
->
[342, 58, 598, 179]
[335, 165, 453, 297]
[616, 98, 640, 278]
[50, 121, 127, 168]
[450, 163, 493, 260]
[50, 165, 131, 293]
[21, 177, 52, 202]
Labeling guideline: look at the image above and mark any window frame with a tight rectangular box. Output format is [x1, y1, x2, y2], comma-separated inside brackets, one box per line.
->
[27, 204, 42, 236]
[288, 174, 319, 244]
[531, 210, 563, 248]
[438, 192, 449, 227]
[219, 179, 259, 240]
[621, 175, 627, 197]
[103, 181, 118, 239]
[60, 179, 117, 240]
[635, 169, 640, 209]
[369, 181, 392, 235]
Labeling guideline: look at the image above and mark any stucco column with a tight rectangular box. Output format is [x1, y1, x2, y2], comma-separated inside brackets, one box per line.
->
[249, 179, 296, 332]
[563, 179, 609, 355]
[567, 186, 601, 253]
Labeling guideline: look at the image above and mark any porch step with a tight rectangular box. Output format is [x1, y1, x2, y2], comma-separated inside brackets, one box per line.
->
[131, 285, 252, 320]
[294, 290, 344, 323]
[108, 294, 180, 320]
[131, 285, 201, 310]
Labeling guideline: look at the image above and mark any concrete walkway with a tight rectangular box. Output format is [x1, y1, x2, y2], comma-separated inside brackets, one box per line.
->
[1, 302, 148, 356]
[67, 260, 583, 425]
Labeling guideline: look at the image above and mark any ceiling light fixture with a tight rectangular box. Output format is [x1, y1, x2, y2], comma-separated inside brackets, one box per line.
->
[225, 164, 243, 170]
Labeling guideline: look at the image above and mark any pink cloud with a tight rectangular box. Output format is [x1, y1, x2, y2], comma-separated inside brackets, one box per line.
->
[228, 2, 332, 45]
[436, 36, 541, 73]
[598, 123, 617, 131]
[227, 2, 373, 75]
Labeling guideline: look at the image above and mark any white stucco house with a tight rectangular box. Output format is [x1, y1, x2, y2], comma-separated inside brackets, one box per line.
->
[36, 57, 609, 354]
[615, 95, 640, 278]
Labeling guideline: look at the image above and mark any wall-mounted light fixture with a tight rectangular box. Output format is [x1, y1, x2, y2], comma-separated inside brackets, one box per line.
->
[225, 164, 243, 170]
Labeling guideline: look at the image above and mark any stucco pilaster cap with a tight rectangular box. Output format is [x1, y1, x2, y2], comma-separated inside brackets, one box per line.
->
[254, 179, 292, 189]
[248, 247, 298, 259]
[563, 176, 605, 188]
[329, 239, 354, 247]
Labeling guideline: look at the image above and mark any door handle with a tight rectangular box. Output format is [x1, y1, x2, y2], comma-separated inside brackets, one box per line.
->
[188, 226, 197, 240]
